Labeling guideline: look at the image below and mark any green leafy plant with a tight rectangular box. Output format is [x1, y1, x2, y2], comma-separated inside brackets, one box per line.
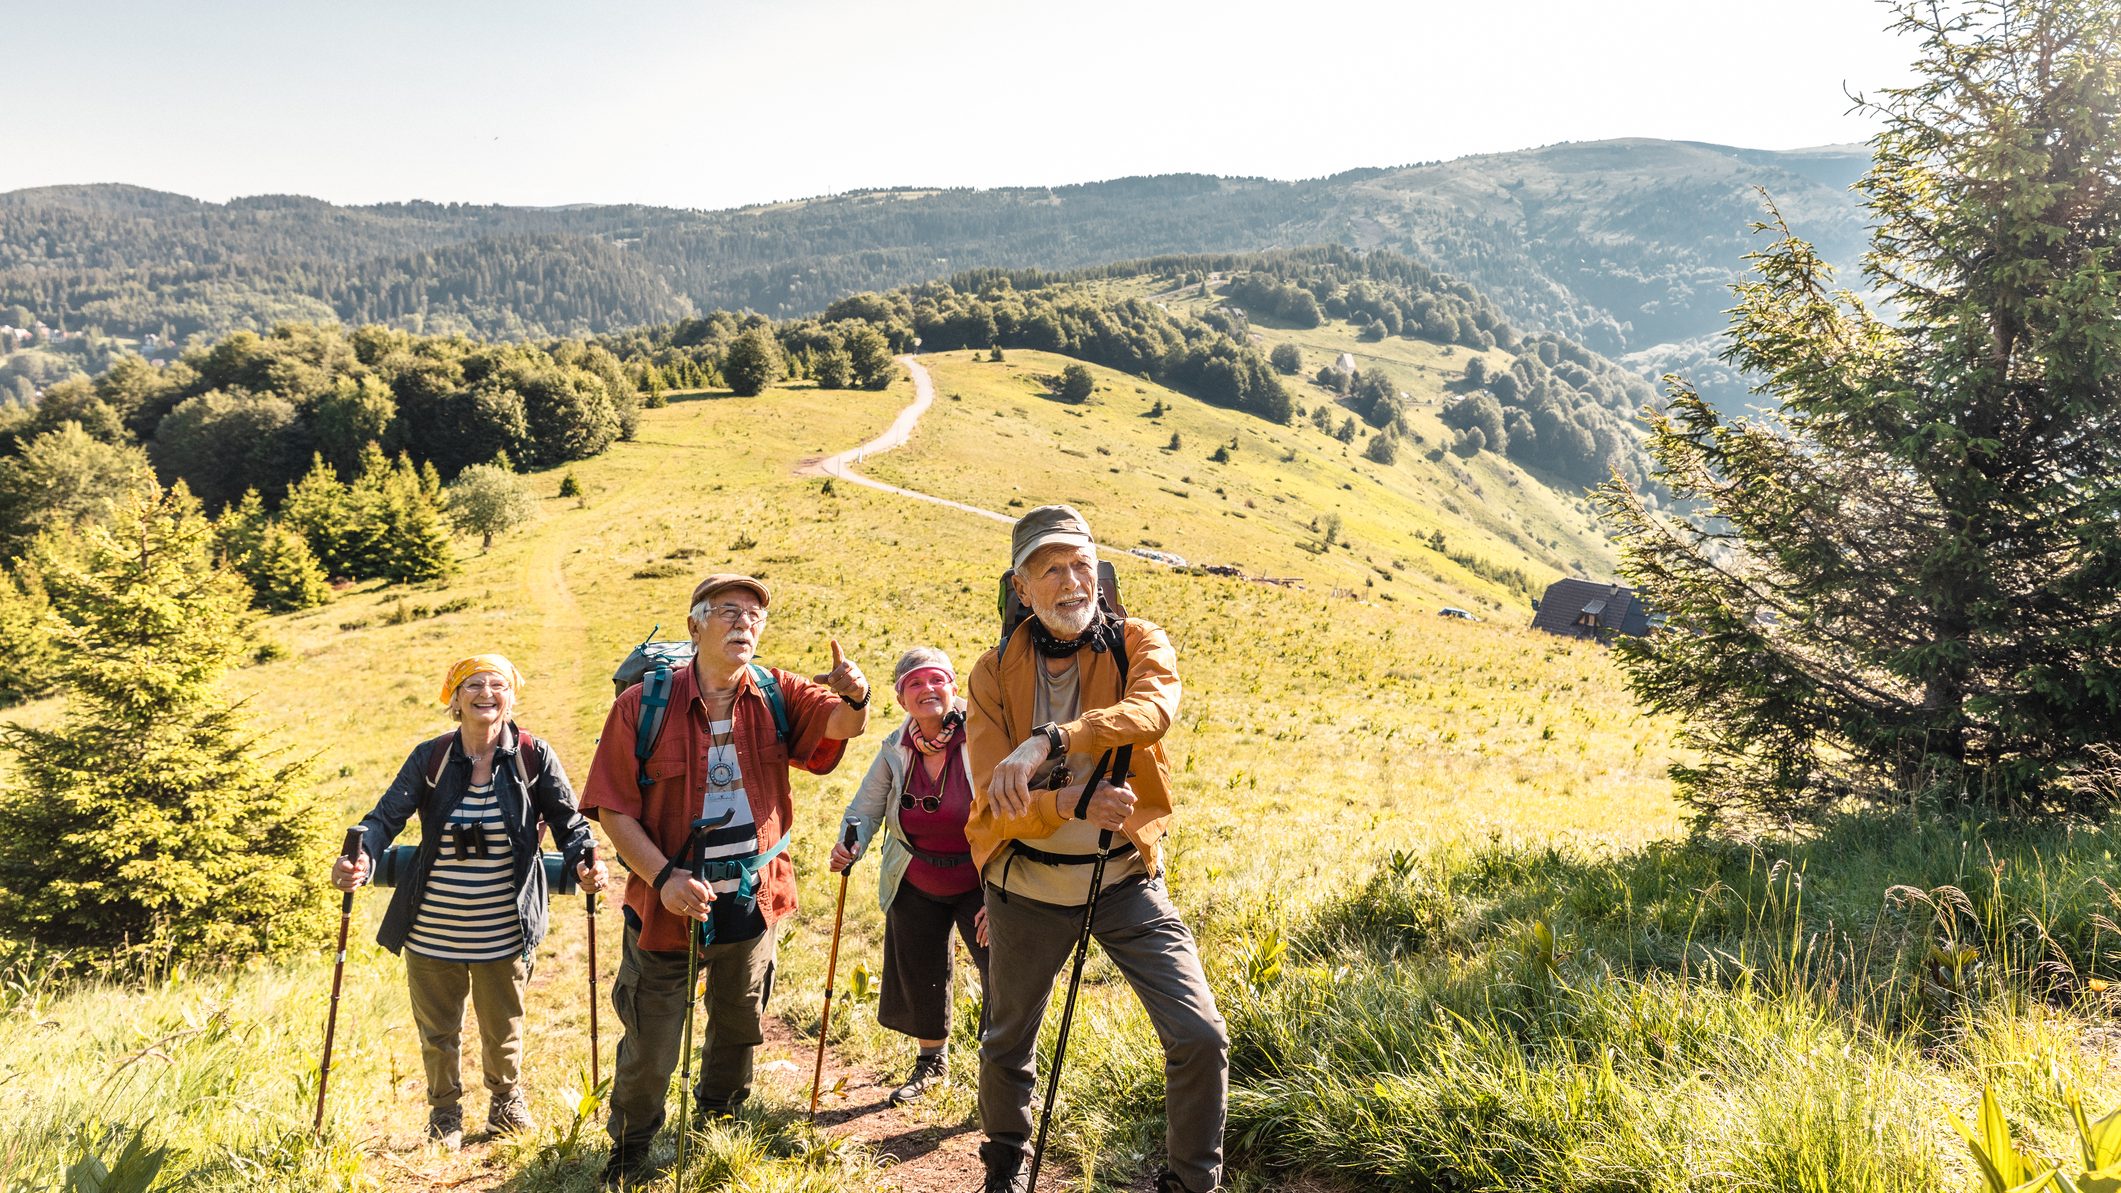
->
[845, 962, 875, 1003]
[1950, 1080, 2121, 1193]
[62, 1123, 176, 1193]
[545, 1070, 614, 1163]
[1236, 927, 1286, 996]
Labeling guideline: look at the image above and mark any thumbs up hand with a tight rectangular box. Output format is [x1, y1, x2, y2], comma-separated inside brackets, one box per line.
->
[814, 638, 869, 704]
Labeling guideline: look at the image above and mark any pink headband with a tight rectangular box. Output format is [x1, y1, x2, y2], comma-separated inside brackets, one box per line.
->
[895, 666, 952, 694]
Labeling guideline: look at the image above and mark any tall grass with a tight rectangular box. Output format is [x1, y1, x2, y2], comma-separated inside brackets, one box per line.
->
[1193, 814, 2121, 1192]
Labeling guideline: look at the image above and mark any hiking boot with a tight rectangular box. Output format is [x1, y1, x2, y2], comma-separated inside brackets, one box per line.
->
[1154, 1170, 1205, 1193]
[598, 1143, 649, 1189]
[888, 1051, 949, 1106]
[977, 1140, 1028, 1193]
[488, 1086, 535, 1135]
[426, 1104, 463, 1150]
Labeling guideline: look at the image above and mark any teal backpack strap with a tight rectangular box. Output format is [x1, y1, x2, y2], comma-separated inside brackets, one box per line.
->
[636, 665, 675, 789]
[748, 663, 792, 749]
[692, 832, 792, 948]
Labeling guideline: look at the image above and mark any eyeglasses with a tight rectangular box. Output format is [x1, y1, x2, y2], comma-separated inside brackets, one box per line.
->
[899, 790, 943, 813]
[705, 605, 768, 628]
[460, 680, 512, 694]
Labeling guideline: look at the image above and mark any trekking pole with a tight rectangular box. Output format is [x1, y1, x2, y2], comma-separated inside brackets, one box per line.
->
[1026, 747, 1129, 1192]
[314, 826, 364, 1135]
[674, 813, 725, 1193]
[809, 820, 861, 1118]
[584, 840, 601, 1090]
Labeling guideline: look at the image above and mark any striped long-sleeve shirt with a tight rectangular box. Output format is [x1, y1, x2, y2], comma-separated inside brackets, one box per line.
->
[405, 779, 523, 962]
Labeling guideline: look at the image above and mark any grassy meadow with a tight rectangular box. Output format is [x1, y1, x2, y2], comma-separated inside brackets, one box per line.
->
[5, 345, 2119, 1192]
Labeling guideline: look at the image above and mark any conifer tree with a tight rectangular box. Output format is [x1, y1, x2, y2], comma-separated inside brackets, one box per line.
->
[1599, 0, 2121, 819]
[351, 452, 454, 584]
[0, 562, 59, 706]
[280, 454, 357, 578]
[215, 490, 330, 612]
[0, 482, 328, 968]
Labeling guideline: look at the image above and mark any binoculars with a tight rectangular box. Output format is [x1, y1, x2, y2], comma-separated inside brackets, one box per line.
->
[370, 843, 584, 896]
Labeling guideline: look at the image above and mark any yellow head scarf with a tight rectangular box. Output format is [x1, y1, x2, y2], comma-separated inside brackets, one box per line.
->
[440, 654, 524, 708]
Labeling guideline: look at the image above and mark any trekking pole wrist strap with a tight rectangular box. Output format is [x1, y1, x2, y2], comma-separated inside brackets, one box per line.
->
[653, 857, 681, 891]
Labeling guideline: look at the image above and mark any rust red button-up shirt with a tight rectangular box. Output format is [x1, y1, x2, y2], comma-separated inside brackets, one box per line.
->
[580, 661, 848, 953]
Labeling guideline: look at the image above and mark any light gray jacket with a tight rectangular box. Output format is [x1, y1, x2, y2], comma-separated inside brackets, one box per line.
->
[838, 699, 972, 913]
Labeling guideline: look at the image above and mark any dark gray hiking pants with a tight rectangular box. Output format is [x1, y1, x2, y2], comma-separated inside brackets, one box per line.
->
[978, 874, 1228, 1192]
[605, 915, 778, 1152]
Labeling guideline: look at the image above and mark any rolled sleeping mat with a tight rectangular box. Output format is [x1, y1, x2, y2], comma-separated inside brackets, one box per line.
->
[370, 843, 582, 896]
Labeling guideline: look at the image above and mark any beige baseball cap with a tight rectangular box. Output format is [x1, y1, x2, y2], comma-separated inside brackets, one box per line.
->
[1010, 504, 1095, 572]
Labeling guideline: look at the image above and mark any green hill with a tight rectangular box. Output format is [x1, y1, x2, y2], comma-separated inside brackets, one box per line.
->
[6, 353, 2118, 1192]
[0, 139, 1865, 361]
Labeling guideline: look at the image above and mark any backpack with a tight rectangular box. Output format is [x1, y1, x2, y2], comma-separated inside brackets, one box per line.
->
[612, 626, 791, 790]
[996, 560, 1126, 650]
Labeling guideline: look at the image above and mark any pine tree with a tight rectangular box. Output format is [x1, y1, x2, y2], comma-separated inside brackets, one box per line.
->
[216, 490, 330, 612]
[1598, 0, 2121, 819]
[558, 470, 582, 499]
[0, 482, 328, 969]
[280, 455, 358, 579]
[0, 562, 59, 706]
[351, 453, 454, 584]
[245, 523, 333, 612]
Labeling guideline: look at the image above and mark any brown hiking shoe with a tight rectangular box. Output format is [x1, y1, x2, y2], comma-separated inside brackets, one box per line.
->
[488, 1086, 535, 1135]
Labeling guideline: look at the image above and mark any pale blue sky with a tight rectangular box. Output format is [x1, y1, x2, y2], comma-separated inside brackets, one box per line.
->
[4, 0, 1921, 209]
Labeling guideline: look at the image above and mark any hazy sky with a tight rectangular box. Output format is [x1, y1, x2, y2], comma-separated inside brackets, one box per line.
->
[6, 0, 1922, 210]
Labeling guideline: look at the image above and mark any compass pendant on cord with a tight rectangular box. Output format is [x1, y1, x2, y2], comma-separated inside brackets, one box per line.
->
[709, 759, 737, 787]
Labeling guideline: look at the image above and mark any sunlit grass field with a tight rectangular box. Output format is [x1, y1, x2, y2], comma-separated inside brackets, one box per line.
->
[6, 355, 2120, 1191]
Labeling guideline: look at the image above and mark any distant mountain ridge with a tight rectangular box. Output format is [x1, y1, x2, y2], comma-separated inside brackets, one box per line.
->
[0, 139, 1870, 368]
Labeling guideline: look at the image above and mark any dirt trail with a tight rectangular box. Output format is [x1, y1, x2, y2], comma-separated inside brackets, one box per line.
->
[759, 1016, 990, 1191]
[796, 355, 1013, 525]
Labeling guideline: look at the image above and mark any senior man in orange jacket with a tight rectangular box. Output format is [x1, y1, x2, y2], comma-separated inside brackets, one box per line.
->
[965, 504, 1228, 1193]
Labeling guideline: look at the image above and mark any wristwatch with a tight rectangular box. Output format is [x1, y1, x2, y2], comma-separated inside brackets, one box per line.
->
[1035, 721, 1065, 760]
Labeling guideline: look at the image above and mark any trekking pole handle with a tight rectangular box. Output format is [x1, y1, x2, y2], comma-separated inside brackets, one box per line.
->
[842, 821, 859, 851]
[340, 827, 363, 860]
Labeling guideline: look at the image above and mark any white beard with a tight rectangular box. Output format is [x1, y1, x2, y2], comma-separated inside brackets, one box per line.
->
[1035, 597, 1096, 639]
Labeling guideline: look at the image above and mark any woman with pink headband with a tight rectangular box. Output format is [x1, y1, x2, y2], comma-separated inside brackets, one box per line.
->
[330, 653, 610, 1148]
[829, 645, 991, 1105]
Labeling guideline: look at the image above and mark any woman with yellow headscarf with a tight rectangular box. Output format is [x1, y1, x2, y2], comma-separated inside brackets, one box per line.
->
[330, 653, 609, 1149]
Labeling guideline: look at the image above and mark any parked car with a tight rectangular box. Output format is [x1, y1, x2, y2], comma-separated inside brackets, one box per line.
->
[1437, 607, 1480, 622]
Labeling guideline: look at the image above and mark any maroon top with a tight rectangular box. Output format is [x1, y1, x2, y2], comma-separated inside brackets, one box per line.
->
[900, 726, 978, 898]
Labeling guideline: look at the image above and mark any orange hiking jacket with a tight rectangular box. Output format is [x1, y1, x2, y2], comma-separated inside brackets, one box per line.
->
[965, 617, 1181, 876]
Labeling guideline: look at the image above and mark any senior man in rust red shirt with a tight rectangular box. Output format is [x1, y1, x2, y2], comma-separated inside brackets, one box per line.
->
[580, 573, 872, 1187]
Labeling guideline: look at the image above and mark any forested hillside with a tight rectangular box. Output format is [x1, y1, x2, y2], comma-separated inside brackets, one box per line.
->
[0, 139, 1866, 375]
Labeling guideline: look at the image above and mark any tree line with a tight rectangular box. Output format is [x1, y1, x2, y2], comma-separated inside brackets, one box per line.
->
[606, 273, 1297, 423]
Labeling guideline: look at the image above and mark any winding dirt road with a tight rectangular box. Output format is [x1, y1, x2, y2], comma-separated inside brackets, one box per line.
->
[796, 355, 1014, 525]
